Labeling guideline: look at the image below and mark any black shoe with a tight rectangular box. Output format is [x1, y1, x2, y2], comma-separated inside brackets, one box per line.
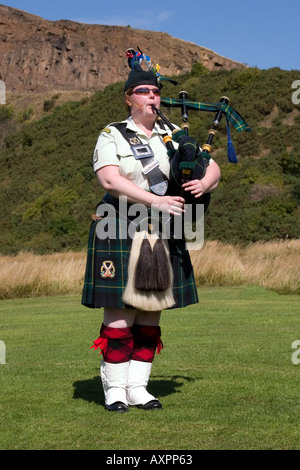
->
[135, 399, 162, 410]
[105, 401, 129, 413]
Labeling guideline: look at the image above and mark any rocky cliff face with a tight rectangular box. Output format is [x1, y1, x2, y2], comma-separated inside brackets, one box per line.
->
[0, 5, 246, 94]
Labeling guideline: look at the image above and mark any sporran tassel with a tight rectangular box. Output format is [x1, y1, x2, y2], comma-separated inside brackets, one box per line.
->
[122, 229, 175, 311]
[152, 238, 171, 292]
[134, 237, 157, 291]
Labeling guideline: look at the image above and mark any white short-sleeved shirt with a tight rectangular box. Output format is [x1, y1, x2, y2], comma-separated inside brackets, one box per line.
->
[93, 116, 213, 191]
[93, 116, 179, 191]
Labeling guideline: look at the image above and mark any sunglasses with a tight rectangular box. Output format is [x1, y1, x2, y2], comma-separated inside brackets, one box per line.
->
[132, 87, 161, 96]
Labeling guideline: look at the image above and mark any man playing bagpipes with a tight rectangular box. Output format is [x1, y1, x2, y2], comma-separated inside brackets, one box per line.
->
[81, 48, 249, 412]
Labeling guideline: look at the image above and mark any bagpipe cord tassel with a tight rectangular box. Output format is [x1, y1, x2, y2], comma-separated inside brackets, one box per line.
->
[226, 119, 238, 163]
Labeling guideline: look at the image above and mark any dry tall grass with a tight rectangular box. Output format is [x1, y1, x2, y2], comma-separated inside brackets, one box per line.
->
[190, 239, 300, 294]
[0, 251, 85, 300]
[0, 240, 299, 300]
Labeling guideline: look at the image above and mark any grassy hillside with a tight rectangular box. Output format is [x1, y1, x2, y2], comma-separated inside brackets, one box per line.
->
[0, 65, 299, 254]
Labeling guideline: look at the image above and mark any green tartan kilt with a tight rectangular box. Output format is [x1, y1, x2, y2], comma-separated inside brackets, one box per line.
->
[81, 210, 199, 310]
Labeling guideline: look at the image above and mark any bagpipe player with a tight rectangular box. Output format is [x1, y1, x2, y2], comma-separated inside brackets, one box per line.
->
[81, 62, 221, 412]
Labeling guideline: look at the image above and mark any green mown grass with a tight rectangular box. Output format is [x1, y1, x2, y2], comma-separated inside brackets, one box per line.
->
[0, 286, 299, 450]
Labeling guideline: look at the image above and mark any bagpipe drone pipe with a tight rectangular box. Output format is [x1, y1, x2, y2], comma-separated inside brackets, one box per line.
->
[152, 92, 251, 218]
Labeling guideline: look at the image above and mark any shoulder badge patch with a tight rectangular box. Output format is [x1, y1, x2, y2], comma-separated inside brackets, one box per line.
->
[101, 127, 111, 134]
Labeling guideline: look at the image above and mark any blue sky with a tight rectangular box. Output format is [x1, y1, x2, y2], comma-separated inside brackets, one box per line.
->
[1, 0, 299, 70]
